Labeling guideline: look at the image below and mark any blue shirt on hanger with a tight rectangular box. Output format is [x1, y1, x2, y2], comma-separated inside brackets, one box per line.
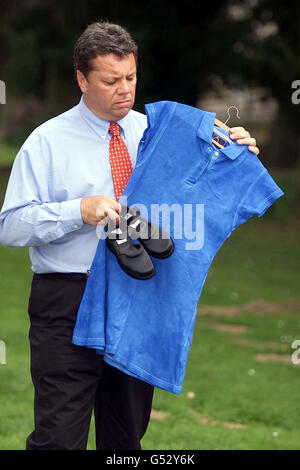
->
[72, 100, 284, 394]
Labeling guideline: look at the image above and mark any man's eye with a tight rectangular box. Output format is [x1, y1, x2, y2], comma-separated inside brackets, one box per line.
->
[104, 81, 116, 85]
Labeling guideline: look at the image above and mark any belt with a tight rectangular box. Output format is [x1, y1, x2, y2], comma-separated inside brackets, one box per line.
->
[33, 272, 89, 281]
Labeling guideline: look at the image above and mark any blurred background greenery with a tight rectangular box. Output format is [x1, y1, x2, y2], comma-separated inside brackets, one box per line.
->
[1, 0, 299, 165]
[0, 0, 299, 451]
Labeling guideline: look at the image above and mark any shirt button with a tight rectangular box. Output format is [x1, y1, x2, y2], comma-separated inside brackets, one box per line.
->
[208, 146, 213, 152]
[214, 151, 219, 156]
[73, 224, 79, 229]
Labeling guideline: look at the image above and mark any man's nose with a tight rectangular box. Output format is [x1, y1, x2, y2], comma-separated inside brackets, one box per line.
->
[117, 79, 130, 95]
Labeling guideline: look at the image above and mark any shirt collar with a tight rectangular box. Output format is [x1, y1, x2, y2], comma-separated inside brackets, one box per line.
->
[197, 110, 246, 160]
[78, 95, 128, 140]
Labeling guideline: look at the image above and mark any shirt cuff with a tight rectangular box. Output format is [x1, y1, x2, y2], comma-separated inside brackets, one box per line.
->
[60, 198, 84, 233]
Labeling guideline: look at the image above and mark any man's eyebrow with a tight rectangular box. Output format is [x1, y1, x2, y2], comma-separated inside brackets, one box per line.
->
[97, 70, 136, 79]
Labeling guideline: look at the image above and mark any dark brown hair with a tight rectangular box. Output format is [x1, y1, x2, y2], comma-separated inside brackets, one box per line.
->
[73, 21, 138, 78]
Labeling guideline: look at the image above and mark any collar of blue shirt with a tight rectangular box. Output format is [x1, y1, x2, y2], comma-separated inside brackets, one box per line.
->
[197, 110, 245, 161]
[78, 94, 130, 141]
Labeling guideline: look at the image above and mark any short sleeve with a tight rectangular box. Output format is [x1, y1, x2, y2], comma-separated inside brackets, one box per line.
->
[233, 169, 284, 229]
[145, 101, 177, 131]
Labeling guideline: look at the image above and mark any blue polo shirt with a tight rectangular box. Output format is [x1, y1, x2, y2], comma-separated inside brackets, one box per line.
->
[72, 101, 284, 394]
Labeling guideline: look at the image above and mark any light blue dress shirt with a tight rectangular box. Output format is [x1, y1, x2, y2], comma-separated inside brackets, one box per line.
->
[0, 96, 147, 273]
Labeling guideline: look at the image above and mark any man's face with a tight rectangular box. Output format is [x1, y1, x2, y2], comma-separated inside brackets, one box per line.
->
[77, 53, 137, 122]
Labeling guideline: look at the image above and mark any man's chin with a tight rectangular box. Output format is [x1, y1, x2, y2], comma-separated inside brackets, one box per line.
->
[113, 106, 132, 120]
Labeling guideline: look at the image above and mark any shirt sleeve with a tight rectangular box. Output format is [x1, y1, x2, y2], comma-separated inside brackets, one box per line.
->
[0, 134, 84, 248]
[232, 168, 284, 230]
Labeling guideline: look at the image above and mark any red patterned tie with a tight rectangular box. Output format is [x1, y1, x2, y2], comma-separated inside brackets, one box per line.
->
[109, 122, 133, 201]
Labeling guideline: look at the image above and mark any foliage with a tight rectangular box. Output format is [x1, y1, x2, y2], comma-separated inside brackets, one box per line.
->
[0, 0, 298, 165]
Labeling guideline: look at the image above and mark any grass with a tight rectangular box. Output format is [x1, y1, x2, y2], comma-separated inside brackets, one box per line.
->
[143, 218, 300, 450]
[0, 164, 299, 450]
[0, 142, 19, 169]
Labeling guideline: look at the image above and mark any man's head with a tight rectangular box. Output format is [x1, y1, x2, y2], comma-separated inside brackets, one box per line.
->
[74, 21, 138, 122]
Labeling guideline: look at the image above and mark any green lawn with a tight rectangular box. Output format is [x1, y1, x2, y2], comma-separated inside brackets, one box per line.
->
[146, 220, 300, 450]
[0, 142, 19, 169]
[0, 165, 299, 450]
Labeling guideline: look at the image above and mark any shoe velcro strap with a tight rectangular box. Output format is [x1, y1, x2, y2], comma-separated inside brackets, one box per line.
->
[116, 238, 127, 245]
[129, 219, 141, 229]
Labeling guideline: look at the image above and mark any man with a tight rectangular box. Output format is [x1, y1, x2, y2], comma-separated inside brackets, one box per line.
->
[0, 21, 259, 450]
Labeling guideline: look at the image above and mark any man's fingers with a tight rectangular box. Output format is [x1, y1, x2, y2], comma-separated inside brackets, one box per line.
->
[107, 207, 120, 224]
[236, 137, 256, 146]
[96, 206, 108, 218]
[110, 200, 121, 214]
[230, 128, 250, 140]
[81, 196, 122, 226]
[229, 128, 259, 155]
[248, 145, 259, 155]
[98, 195, 121, 213]
[234, 138, 260, 155]
[96, 205, 120, 226]
[229, 126, 246, 133]
[95, 207, 108, 225]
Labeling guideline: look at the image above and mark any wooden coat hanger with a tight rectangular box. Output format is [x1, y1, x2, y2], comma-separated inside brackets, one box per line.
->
[212, 106, 240, 149]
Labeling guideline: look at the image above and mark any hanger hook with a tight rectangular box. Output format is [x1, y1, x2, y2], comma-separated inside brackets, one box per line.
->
[224, 106, 240, 125]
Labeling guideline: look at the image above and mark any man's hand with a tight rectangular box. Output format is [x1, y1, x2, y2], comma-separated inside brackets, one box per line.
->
[80, 196, 121, 226]
[229, 127, 259, 155]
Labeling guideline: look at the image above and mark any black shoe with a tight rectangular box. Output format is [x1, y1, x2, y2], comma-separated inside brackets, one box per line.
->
[105, 219, 155, 280]
[121, 205, 175, 259]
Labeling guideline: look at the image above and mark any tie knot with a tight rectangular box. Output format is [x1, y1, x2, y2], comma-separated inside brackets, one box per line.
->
[109, 122, 120, 137]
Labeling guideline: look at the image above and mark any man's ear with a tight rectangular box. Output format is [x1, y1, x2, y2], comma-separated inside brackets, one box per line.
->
[76, 70, 88, 93]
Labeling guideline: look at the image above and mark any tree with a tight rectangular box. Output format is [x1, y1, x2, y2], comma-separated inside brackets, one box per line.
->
[0, 0, 298, 167]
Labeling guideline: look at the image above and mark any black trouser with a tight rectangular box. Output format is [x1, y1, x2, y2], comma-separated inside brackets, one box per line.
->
[26, 273, 154, 450]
